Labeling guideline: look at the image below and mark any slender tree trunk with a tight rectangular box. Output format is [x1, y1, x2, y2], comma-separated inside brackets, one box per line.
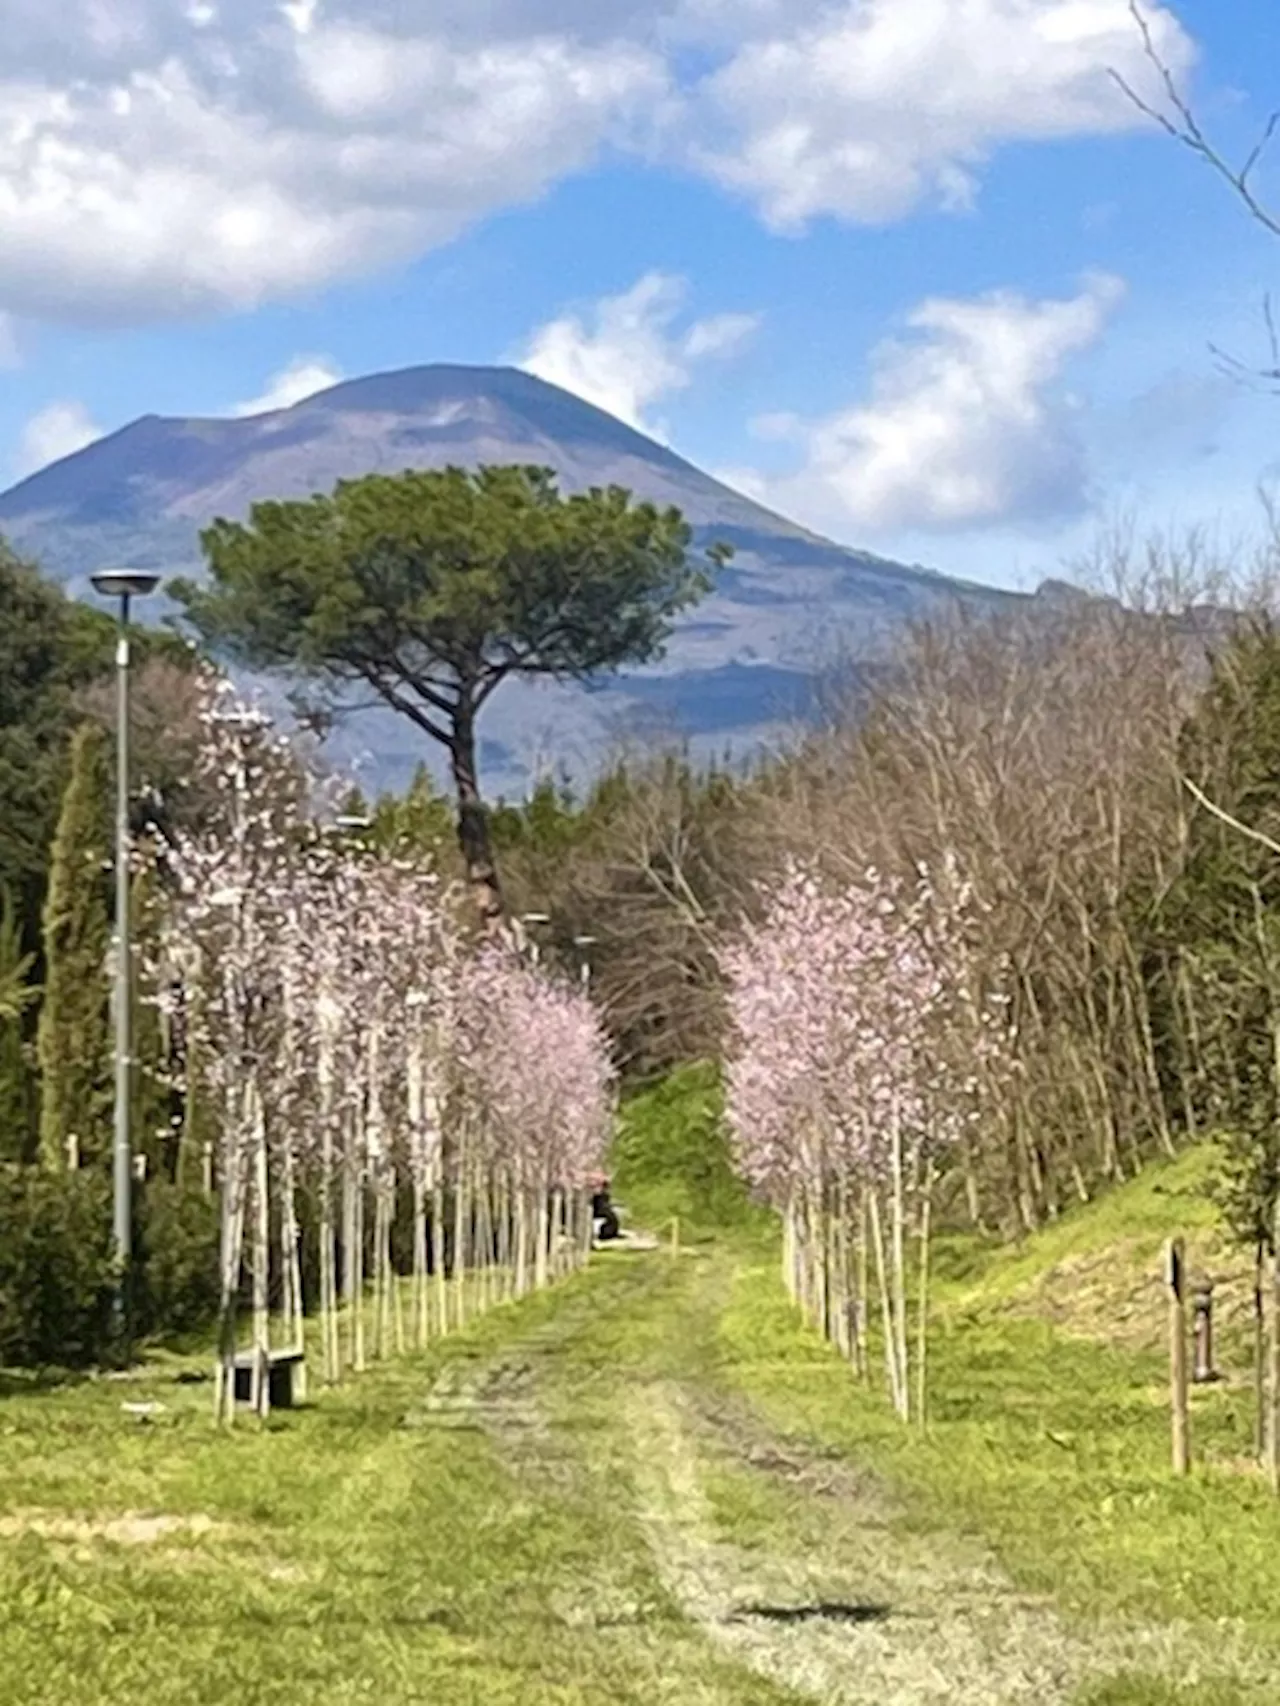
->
[475, 1164, 495, 1314]
[833, 1181, 851, 1362]
[1262, 1235, 1276, 1460]
[534, 1169, 551, 1292]
[413, 1179, 429, 1350]
[280, 1140, 306, 1400]
[856, 1184, 870, 1380]
[250, 1080, 271, 1420]
[214, 1095, 249, 1425]
[320, 1160, 338, 1384]
[514, 1181, 531, 1299]
[496, 1172, 513, 1299]
[432, 1182, 448, 1339]
[452, 1160, 469, 1329]
[916, 1165, 936, 1430]
[890, 1108, 909, 1422]
[1270, 1200, 1280, 1496]
[868, 1188, 904, 1418]
[373, 1181, 390, 1360]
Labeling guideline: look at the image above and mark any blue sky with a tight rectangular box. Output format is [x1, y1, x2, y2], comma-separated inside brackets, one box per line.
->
[2, 0, 1279, 593]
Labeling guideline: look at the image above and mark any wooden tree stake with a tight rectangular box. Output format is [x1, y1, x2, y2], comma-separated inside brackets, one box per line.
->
[1166, 1237, 1190, 1476]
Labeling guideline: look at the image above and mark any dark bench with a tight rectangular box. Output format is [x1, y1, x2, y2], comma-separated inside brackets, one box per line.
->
[231, 1348, 306, 1410]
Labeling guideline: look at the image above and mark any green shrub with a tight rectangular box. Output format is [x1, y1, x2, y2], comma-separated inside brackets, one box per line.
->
[0, 1167, 222, 1368]
[0, 1164, 115, 1366]
[133, 1179, 221, 1340]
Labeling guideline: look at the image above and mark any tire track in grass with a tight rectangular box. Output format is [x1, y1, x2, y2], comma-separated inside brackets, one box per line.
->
[410, 1245, 1275, 1704]
[628, 1378, 1086, 1706]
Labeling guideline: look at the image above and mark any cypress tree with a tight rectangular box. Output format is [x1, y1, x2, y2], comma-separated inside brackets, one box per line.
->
[37, 722, 113, 1171]
[0, 885, 37, 1161]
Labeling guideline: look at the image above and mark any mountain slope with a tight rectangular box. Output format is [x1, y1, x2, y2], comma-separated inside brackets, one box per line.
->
[0, 364, 1022, 795]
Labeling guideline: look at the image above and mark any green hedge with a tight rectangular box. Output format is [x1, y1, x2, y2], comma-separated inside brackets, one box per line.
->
[0, 1166, 220, 1368]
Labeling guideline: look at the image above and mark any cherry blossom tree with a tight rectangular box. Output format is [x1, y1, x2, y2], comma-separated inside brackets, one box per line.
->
[150, 672, 615, 1422]
[719, 855, 1012, 1424]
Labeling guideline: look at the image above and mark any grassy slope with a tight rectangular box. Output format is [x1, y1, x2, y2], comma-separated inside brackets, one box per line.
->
[614, 1069, 1279, 1702]
[709, 1136, 1279, 1703]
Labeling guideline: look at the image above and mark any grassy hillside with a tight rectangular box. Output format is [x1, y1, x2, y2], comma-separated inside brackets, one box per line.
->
[609, 1061, 762, 1238]
[717, 1138, 1278, 1676]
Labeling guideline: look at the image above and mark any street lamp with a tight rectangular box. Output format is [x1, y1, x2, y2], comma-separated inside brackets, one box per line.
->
[89, 568, 162, 1337]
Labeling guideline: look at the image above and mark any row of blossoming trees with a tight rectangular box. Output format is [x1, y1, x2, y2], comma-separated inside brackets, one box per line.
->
[142, 676, 614, 1421]
[718, 856, 1015, 1425]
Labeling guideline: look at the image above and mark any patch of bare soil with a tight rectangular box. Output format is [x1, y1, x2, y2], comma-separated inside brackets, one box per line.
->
[0, 1510, 229, 1545]
[1010, 1229, 1256, 1357]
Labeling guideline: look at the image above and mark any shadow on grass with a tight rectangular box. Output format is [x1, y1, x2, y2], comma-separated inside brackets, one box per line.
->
[0, 1366, 90, 1398]
[728, 1600, 893, 1626]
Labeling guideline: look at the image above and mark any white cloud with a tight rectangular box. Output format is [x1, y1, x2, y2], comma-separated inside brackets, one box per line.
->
[14, 400, 104, 478]
[689, 0, 1195, 228]
[0, 1, 1190, 326]
[0, 314, 19, 367]
[743, 275, 1125, 533]
[0, 5, 666, 325]
[519, 272, 760, 436]
[230, 354, 343, 416]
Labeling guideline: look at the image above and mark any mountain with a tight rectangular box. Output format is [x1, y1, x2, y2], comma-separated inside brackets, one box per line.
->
[0, 364, 1024, 796]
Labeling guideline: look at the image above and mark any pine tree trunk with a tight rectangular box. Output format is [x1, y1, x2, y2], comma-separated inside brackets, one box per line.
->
[449, 710, 505, 931]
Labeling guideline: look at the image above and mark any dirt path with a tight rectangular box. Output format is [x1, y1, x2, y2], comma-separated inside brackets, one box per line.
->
[434, 1245, 1275, 1706]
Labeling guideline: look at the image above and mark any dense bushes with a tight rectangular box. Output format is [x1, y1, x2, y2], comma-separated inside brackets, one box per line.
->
[0, 1165, 115, 1366]
[132, 1181, 222, 1342]
[0, 1167, 221, 1368]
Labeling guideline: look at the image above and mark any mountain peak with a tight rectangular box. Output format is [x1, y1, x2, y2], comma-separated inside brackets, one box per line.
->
[0, 359, 1021, 796]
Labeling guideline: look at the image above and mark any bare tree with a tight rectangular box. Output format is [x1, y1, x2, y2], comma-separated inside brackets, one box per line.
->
[1113, 0, 1280, 387]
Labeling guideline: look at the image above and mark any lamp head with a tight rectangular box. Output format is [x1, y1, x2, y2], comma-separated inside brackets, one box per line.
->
[89, 568, 162, 600]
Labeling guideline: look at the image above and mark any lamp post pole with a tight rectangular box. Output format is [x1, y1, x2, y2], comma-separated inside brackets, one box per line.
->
[90, 569, 161, 1342]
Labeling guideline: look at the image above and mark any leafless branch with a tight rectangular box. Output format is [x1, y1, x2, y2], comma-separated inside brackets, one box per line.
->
[1181, 773, 1280, 858]
[1111, 1, 1280, 242]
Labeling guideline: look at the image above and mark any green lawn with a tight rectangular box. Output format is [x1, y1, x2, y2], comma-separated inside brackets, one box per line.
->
[2, 1089, 1277, 1706]
[0, 1258, 812, 1706]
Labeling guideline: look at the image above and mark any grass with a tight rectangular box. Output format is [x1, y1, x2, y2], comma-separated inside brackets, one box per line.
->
[3, 1069, 1278, 1705]
[0, 1261, 808, 1706]
[710, 1149, 1280, 1701]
